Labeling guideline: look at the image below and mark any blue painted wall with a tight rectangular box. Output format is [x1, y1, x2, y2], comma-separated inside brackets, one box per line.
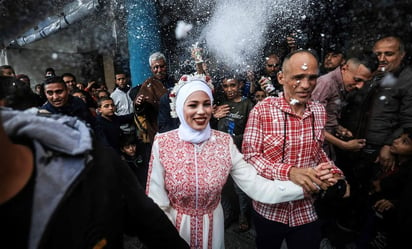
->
[126, 0, 161, 86]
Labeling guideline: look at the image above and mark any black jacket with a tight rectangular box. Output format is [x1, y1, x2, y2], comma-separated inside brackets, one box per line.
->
[0, 109, 189, 249]
[158, 91, 180, 133]
[356, 65, 412, 146]
[39, 141, 189, 249]
[94, 113, 134, 153]
[40, 95, 96, 128]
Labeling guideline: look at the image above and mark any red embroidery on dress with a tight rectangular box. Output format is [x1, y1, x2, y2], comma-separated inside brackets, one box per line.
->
[158, 130, 232, 249]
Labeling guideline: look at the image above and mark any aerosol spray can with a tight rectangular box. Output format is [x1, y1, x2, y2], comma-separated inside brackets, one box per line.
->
[260, 76, 277, 95]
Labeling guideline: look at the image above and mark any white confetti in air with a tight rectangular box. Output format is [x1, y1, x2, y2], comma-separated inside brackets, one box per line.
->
[201, 0, 311, 70]
[334, 99, 342, 105]
[168, 0, 312, 73]
[175, 20, 193, 40]
[381, 73, 397, 87]
[202, 1, 267, 68]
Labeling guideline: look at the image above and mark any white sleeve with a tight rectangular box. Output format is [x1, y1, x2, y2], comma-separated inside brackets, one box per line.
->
[146, 139, 174, 221]
[230, 138, 304, 204]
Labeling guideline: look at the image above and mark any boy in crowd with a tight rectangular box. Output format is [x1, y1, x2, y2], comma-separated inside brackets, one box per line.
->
[212, 76, 254, 232]
[119, 134, 148, 188]
[361, 127, 412, 249]
[94, 96, 134, 154]
[253, 87, 267, 104]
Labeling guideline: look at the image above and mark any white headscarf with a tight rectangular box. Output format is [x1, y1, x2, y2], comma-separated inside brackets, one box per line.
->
[176, 80, 214, 144]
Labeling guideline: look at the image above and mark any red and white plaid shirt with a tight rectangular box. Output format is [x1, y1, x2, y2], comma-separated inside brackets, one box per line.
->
[242, 96, 343, 227]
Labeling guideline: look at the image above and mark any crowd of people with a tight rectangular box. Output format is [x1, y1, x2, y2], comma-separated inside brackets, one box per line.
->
[1, 34, 412, 249]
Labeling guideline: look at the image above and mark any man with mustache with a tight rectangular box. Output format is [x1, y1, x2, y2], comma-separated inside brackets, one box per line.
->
[39, 76, 95, 127]
[320, 43, 346, 75]
[134, 52, 176, 145]
[256, 53, 282, 97]
[337, 36, 412, 236]
[134, 52, 177, 168]
[357, 36, 412, 175]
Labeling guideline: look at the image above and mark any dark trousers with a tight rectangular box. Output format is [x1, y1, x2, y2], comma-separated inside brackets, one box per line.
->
[252, 210, 321, 249]
[335, 147, 382, 231]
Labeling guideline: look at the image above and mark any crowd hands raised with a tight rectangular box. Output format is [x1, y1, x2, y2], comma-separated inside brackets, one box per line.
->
[1, 32, 411, 249]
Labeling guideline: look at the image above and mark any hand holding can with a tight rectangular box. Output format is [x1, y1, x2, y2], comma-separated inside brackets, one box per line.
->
[259, 76, 276, 94]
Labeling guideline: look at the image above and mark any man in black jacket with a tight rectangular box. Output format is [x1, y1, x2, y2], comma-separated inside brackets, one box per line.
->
[355, 36, 412, 177]
[39, 75, 96, 128]
[337, 35, 412, 236]
[0, 105, 189, 248]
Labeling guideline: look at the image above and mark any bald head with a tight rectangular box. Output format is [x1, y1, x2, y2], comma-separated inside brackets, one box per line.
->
[278, 50, 319, 108]
[281, 50, 319, 75]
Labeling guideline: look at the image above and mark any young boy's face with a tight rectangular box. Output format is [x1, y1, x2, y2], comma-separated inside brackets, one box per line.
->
[254, 90, 267, 102]
[98, 99, 115, 118]
[121, 144, 136, 157]
[222, 78, 241, 101]
[98, 91, 109, 99]
[390, 133, 412, 155]
[72, 92, 87, 103]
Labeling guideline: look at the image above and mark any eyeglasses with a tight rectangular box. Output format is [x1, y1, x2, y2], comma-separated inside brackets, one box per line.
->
[266, 63, 279, 68]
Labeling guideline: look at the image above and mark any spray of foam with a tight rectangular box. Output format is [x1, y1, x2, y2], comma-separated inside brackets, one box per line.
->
[198, 0, 311, 71]
[201, 0, 268, 69]
[175, 20, 193, 40]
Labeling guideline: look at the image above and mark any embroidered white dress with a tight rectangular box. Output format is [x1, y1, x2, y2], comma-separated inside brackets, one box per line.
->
[146, 129, 304, 249]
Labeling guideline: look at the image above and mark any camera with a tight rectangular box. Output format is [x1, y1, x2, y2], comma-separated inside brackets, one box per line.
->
[319, 179, 347, 201]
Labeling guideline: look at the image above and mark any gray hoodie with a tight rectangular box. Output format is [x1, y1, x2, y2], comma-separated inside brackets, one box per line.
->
[1, 108, 92, 249]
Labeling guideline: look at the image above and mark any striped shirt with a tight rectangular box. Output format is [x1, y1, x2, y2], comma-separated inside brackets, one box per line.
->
[242, 96, 343, 226]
